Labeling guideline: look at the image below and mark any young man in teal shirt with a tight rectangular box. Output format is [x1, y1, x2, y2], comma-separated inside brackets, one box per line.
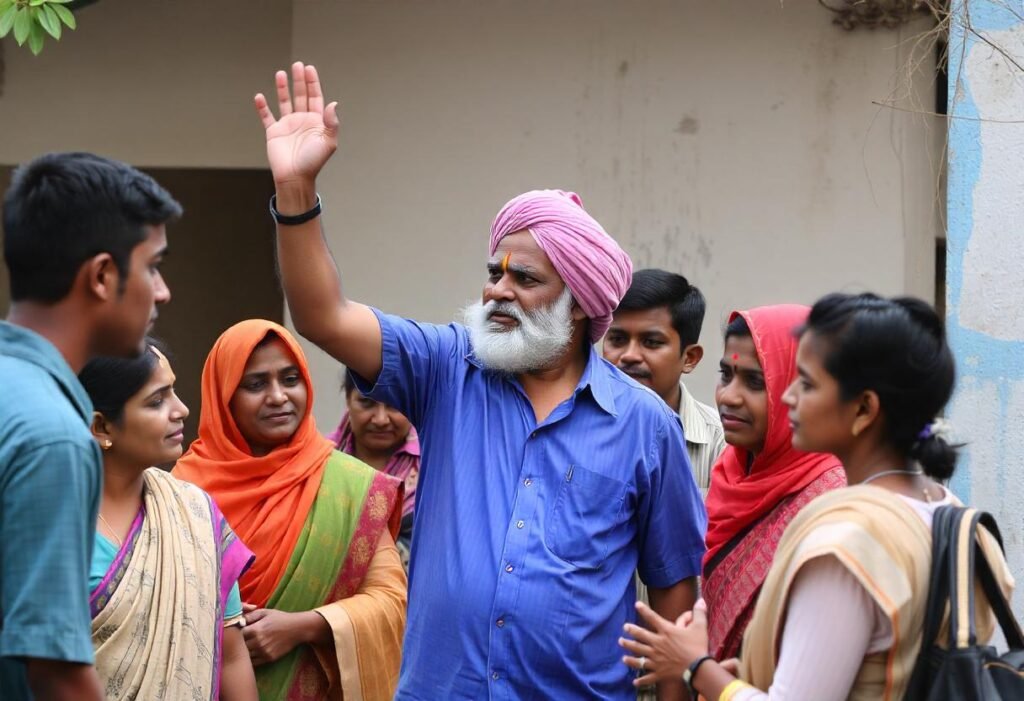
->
[0, 153, 179, 700]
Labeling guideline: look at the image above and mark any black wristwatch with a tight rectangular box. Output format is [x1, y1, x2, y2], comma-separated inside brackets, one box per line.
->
[683, 654, 715, 697]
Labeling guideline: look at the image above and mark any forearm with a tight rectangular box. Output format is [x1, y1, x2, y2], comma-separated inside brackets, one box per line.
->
[295, 609, 334, 647]
[25, 660, 103, 701]
[649, 579, 698, 701]
[273, 179, 347, 343]
[220, 627, 259, 701]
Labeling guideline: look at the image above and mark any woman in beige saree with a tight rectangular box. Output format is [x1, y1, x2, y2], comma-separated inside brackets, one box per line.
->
[619, 293, 1014, 700]
[80, 341, 257, 700]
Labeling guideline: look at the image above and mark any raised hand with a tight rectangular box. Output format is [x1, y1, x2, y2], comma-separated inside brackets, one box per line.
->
[255, 62, 339, 187]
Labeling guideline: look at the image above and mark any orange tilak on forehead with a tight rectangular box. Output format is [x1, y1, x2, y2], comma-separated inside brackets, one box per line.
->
[501, 252, 512, 273]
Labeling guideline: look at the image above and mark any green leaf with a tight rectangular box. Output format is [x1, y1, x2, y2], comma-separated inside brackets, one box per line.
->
[12, 7, 30, 44]
[27, 19, 44, 54]
[51, 2, 74, 29]
[38, 3, 59, 38]
[47, 0, 75, 3]
[29, 0, 45, 7]
[0, 5, 18, 37]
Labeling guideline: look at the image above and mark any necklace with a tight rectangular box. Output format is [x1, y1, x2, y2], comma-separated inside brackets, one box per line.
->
[861, 468, 933, 503]
[97, 513, 123, 548]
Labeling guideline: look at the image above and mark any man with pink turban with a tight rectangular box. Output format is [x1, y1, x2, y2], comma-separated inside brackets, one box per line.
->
[254, 63, 706, 700]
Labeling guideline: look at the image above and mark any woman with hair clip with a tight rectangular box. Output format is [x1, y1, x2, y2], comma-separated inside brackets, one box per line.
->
[620, 293, 1015, 700]
[79, 341, 257, 701]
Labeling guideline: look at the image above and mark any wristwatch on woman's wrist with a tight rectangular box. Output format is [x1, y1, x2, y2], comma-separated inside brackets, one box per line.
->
[683, 655, 715, 696]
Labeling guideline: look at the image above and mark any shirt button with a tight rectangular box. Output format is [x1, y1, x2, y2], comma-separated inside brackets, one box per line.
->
[523, 478, 533, 487]
[492, 672, 499, 680]
[496, 619, 505, 627]
[505, 564, 514, 573]
[516, 520, 525, 529]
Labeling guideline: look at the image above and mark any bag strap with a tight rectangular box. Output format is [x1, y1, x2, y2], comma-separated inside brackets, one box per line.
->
[971, 512, 1024, 649]
[947, 507, 980, 648]
[905, 504, 962, 695]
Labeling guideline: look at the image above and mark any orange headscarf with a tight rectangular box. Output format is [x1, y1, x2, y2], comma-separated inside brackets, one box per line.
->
[173, 320, 335, 606]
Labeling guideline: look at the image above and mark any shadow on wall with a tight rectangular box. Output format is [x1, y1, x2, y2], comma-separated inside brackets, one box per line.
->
[0, 165, 284, 450]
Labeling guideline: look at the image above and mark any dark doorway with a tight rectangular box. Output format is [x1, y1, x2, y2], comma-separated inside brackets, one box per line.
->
[0, 165, 284, 448]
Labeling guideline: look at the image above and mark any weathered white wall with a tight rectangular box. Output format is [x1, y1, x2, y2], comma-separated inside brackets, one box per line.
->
[1, 1, 944, 434]
[945, 0, 1024, 618]
[0, 0, 291, 168]
[292, 0, 942, 429]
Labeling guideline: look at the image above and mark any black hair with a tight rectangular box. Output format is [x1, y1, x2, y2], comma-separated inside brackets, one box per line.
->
[802, 293, 957, 480]
[3, 152, 182, 303]
[78, 338, 169, 424]
[343, 372, 357, 395]
[616, 269, 707, 348]
[724, 313, 751, 341]
[254, 329, 282, 350]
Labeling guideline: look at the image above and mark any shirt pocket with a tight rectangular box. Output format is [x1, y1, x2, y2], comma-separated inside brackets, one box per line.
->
[544, 464, 628, 569]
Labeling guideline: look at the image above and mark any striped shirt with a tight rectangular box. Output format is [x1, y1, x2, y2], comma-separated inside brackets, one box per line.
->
[678, 380, 726, 497]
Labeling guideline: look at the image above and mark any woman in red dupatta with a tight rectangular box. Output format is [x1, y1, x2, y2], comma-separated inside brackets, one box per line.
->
[175, 320, 406, 701]
[701, 305, 845, 660]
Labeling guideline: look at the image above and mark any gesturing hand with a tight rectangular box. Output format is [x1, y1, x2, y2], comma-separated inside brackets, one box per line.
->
[254, 62, 339, 186]
[242, 604, 307, 667]
[619, 599, 712, 688]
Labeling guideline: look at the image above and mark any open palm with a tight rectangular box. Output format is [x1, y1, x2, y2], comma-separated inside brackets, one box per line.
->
[255, 62, 339, 184]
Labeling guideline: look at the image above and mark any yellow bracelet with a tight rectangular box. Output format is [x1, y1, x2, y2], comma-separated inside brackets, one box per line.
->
[718, 679, 753, 701]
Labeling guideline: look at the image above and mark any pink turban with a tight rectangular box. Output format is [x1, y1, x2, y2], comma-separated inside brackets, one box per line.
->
[489, 190, 633, 343]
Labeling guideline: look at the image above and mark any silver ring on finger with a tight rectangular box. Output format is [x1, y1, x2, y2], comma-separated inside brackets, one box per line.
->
[639, 656, 647, 672]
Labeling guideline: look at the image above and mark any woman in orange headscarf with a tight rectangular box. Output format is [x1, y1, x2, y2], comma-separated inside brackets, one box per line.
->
[175, 320, 406, 701]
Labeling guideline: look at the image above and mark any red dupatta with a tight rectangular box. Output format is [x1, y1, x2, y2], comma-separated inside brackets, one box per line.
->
[702, 305, 845, 658]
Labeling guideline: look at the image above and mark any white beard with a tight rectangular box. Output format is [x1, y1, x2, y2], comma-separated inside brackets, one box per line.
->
[463, 286, 575, 374]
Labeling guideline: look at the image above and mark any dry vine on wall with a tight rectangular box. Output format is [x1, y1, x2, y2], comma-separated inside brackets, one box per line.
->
[819, 0, 944, 30]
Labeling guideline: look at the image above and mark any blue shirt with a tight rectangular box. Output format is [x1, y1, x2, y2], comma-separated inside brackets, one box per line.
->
[353, 311, 707, 700]
[0, 322, 103, 699]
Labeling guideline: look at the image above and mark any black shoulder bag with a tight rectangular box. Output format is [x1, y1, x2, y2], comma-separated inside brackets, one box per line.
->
[905, 505, 1024, 699]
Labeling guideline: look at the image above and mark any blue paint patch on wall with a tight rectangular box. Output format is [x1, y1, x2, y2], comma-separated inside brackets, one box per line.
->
[944, 0, 1024, 500]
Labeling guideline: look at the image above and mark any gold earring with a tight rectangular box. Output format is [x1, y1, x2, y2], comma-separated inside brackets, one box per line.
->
[102, 440, 113, 450]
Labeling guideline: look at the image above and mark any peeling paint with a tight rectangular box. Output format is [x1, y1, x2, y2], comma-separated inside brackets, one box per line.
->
[945, 0, 1024, 620]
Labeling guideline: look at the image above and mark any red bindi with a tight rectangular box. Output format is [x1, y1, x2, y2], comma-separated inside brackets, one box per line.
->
[732, 353, 739, 361]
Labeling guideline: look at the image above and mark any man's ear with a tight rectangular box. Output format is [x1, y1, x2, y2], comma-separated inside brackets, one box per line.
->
[571, 299, 587, 323]
[82, 253, 119, 303]
[681, 344, 704, 374]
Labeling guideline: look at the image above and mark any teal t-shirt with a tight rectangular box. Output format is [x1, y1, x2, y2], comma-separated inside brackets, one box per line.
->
[0, 322, 103, 700]
[90, 534, 242, 618]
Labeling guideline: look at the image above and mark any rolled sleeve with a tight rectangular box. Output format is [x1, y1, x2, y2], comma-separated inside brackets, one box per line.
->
[636, 416, 707, 587]
[349, 309, 464, 426]
[1, 441, 99, 664]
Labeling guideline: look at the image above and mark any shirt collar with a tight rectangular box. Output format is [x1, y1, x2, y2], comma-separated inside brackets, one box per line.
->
[0, 321, 94, 423]
[395, 428, 422, 458]
[677, 380, 710, 445]
[465, 345, 618, 417]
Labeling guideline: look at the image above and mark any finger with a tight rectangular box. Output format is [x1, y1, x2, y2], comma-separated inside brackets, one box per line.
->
[677, 611, 693, 627]
[618, 636, 654, 657]
[622, 623, 657, 646]
[254, 94, 277, 129]
[632, 672, 658, 688]
[275, 70, 292, 116]
[245, 609, 269, 626]
[721, 657, 741, 675]
[324, 101, 340, 134]
[635, 601, 670, 631]
[621, 654, 648, 671]
[306, 64, 325, 114]
[692, 599, 709, 628]
[241, 602, 257, 613]
[292, 61, 308, 113]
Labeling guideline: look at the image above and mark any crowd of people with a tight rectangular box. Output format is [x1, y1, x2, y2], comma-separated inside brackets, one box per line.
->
[0, 62, 1015, 701]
